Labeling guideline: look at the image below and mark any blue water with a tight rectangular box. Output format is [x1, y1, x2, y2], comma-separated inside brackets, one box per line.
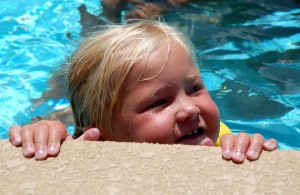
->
[0, 0, 299, 150]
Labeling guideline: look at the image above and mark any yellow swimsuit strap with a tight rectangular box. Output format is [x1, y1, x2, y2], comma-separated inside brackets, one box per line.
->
[215, 121, 232, 147]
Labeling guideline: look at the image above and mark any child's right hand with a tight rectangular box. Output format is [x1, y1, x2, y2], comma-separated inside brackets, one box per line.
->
[8, 120, 100, 160]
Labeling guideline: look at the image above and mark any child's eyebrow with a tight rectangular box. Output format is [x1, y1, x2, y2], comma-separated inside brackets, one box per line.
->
[134, 85, 170, 110]
[186, 74, 203, 84]
[186, 74, 198, 81]
[147, 84, 173, 97]
[143, 74, 202, 96]
[184, 74, 205, 89]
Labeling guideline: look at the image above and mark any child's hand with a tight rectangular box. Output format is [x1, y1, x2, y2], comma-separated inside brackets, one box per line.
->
[220, 132, 277, 163]
[8, 120, 100, 160]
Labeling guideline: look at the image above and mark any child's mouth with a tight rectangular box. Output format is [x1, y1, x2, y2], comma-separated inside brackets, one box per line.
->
[175, 128, 206, 144]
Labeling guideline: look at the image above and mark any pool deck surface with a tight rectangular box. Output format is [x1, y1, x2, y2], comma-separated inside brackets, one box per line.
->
[1, 140, 299, 194]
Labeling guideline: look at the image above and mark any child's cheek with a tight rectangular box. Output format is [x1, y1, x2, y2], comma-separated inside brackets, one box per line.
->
[136, 112, 173, 144]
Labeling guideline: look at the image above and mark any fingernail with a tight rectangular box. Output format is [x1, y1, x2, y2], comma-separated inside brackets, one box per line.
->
[48, 144, 57, 154]
[223, 148, 232, 159]
[35, 148, 46, 159]
[24, 144, 34, 156]
[265, 142, 276, 149]
[13, 136, 21, 146]
[233, 150, 244, 162]
[247, 149, 259, 159]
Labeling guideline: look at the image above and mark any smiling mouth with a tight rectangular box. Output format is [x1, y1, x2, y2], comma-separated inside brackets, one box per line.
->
[176, 128, 205, 142]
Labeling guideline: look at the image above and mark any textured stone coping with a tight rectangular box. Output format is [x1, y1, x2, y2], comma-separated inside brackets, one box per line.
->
[0, 140, 299, 194]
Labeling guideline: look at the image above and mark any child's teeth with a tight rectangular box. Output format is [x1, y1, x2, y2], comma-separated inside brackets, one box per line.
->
[187, 129, 198, 136]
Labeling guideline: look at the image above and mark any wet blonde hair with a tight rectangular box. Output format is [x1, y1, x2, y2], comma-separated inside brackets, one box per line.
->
[67, 19, 197, 138]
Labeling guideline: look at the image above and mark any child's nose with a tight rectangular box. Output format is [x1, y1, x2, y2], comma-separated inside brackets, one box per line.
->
[175, 96, 200, 122]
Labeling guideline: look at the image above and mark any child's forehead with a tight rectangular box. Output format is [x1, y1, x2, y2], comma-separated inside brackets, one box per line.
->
[127, 46, 197, 86]
[140, 41, 190, 71]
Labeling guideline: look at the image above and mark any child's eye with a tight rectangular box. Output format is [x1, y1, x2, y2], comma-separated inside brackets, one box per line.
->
[146, 99, 167, 110]
[188, 84, 204, 95]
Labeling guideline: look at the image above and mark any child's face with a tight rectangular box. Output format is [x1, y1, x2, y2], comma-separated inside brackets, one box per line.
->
[107, 40, 220, 145]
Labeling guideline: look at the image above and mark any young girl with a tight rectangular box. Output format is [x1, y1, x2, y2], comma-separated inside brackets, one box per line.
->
[9, 19, 277, 163]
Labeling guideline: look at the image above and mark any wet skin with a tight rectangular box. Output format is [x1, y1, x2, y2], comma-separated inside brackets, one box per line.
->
[101, 39, 220, 145]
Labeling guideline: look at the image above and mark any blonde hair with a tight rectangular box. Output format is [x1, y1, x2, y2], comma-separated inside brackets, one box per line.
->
[67, 19, 197, 138]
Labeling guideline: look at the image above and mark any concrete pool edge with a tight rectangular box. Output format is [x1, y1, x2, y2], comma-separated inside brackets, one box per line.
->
[1, 140, 299, 194]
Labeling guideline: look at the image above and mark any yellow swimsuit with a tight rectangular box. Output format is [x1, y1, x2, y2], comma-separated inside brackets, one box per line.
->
[215, 122, 232, 147]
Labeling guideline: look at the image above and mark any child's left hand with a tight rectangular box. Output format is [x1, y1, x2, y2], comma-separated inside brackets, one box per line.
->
[220, 132, 277, 163]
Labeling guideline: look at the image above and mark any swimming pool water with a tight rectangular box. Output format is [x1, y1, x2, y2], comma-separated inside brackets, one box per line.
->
[0, 0, 299, 150]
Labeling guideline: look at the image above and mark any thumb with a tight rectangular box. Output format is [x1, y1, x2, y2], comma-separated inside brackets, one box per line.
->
[77, 128, 101, 141]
